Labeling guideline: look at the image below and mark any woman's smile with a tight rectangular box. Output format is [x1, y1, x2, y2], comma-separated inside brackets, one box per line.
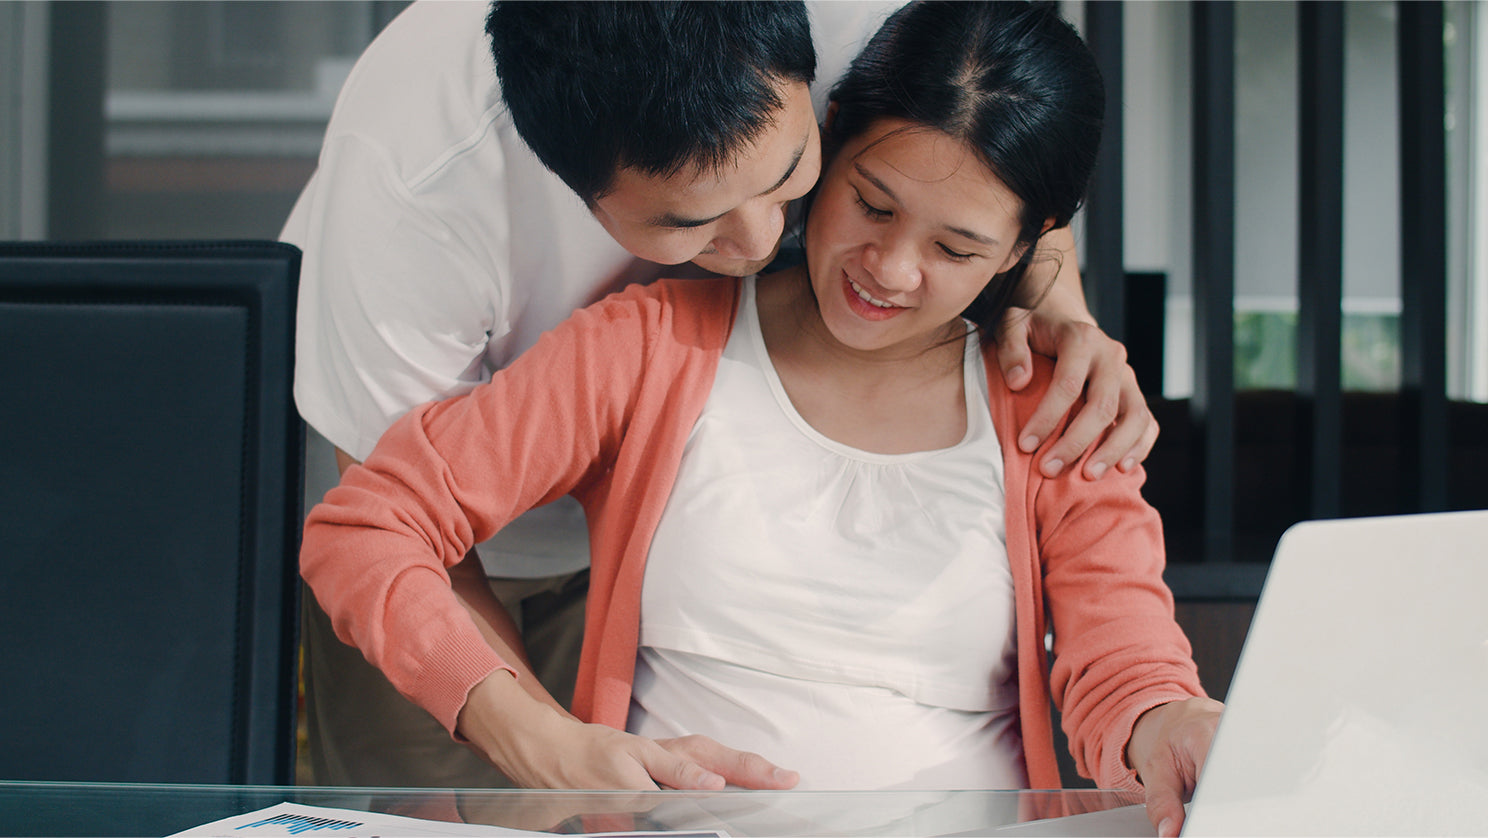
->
[843, 275, 906, 320]
[806, 118, 1028, 356]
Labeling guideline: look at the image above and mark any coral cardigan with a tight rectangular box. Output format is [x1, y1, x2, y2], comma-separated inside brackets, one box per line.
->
[300, 277, 1204, 791]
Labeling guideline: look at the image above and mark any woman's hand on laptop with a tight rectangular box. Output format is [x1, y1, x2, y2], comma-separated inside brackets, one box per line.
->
[1127, 697, 1225, 838]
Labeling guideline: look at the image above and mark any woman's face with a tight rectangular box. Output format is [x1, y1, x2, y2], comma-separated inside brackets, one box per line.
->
[805, 118, 1030, 357]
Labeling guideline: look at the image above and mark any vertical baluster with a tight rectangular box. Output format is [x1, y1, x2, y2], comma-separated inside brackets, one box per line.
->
[1192, 1, 1237, 562]
[1397, 1, 1449, 512]
[1084, 1, 1125, 340]
[1298, 1, 1346, 520]
[46, 1, 107, 239]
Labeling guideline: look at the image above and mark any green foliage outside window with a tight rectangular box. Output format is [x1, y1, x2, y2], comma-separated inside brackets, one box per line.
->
[1232, 310, 1400, 391]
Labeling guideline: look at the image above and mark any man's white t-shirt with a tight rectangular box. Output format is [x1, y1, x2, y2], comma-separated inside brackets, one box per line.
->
[283, 0, 904, 576]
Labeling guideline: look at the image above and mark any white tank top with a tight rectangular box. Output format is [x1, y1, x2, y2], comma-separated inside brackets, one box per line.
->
[628, 276, 1025, 790]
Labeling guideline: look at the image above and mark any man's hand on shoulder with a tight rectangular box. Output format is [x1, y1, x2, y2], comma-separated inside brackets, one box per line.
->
[996, 305, 1158, 480]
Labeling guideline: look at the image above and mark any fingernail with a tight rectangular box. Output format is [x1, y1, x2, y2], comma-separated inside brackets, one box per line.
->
[1158, 818, 1175, 838]
[1008, 364, 1026, 381]
[1121, 457, 1137, 473]
[1088, 461, 1107, 480]
[1041, 458, 1063, 477]
[1020, 434, 1040, 452]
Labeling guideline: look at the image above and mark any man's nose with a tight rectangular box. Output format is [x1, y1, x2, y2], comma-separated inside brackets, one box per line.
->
[715, 201, 785, 262]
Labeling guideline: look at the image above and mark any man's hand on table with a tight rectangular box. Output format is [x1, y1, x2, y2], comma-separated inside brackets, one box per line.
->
[457, 669, 799, 791]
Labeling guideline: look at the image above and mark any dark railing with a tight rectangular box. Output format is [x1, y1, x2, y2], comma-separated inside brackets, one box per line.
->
[1189, 1, 1238, 570]
[1297, 0, 1346, 522]
[1398, 1, 1450, 514]
[1082, 0, 1125, 342]
[1081, 1, 1478, 602]
[1053, 3, 1480, 782]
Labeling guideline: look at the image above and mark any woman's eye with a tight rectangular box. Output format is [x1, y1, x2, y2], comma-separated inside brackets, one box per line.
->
[938, 243, 975, 262]
[854, 192, 891, 220]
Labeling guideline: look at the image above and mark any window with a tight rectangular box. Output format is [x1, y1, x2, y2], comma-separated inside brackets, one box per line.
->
[1121, 1, 1483, 402]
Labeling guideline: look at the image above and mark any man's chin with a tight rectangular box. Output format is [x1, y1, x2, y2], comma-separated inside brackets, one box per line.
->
[689, 255, 775, 278]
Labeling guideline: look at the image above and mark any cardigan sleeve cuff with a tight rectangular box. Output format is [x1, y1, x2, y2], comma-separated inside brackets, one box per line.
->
[416, 629, 519, 738]
[1099, 690, 1205, 792]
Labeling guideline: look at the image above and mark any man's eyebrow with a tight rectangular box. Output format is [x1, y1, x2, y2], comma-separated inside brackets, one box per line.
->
[854, 162, 1000, 247]
[648, 134, 810, 229]
[761, 136, 809, 197]
[650, 210, 724, 230]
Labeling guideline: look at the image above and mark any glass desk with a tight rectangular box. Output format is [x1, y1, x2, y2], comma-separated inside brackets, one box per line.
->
[0, 782, 1145, 837]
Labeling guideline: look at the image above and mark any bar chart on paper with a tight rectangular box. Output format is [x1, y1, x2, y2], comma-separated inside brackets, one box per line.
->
[166, 801, 730, 838]
[166, 802, 548, 837]
[238, 810, 363, 834]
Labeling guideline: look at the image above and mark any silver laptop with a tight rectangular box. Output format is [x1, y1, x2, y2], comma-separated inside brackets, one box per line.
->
[1183, 509, 1488, 836]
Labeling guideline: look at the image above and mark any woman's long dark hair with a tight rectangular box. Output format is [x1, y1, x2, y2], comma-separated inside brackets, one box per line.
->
[821, 1, 1105, 337]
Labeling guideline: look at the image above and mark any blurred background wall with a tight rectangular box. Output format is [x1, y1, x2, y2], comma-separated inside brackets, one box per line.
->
[3, 0, 1482, 403]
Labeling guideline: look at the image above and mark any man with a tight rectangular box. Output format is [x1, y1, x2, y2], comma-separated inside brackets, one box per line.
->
[284, 0, 1156, 789]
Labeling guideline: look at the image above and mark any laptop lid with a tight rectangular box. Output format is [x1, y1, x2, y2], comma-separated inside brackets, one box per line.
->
[1183, 509, 1488, 836]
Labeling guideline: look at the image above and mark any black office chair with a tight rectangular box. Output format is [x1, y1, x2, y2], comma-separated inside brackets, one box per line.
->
[0, 241, 304, 784]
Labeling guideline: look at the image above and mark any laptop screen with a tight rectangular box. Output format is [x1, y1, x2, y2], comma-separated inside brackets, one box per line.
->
[1182, 509, 1488, 836]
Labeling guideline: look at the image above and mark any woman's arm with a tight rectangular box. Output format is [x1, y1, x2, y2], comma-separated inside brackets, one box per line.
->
[1126, 696, 1225, 838]
[1025, 422, 1210, 822]
[333, 445, 563, 716]
[302, 289, 797, 790]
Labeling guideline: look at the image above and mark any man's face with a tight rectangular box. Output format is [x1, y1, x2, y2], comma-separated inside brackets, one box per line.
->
[590, 80, 821, 277]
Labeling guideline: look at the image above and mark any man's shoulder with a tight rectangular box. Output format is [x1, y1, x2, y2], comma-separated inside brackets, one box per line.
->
[806, 1, 905, 116]
[345, 0, 493, 100]
[298, 0, 608, 250]
[321, 1, 507, 177]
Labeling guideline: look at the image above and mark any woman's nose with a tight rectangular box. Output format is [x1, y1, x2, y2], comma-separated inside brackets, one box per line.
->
[862, 232, 922, 292]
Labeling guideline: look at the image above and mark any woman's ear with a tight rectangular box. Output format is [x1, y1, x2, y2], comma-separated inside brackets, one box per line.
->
[998, 243, 1031, 275]
[996, 218, 1057, 274]
[824, 102, 839, 133]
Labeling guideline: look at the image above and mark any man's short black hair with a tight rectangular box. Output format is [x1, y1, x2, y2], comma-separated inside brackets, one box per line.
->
[488, 1, 815, 204]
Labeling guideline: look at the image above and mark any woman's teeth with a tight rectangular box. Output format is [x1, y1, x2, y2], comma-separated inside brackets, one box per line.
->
[850, 279, 894, 308]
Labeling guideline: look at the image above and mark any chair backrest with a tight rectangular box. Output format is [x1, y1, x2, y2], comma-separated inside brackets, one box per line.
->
[0, 241, 304, 785]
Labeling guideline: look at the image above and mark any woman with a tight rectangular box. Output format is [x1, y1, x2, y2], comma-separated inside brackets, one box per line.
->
[302, 3, 1218, 835]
